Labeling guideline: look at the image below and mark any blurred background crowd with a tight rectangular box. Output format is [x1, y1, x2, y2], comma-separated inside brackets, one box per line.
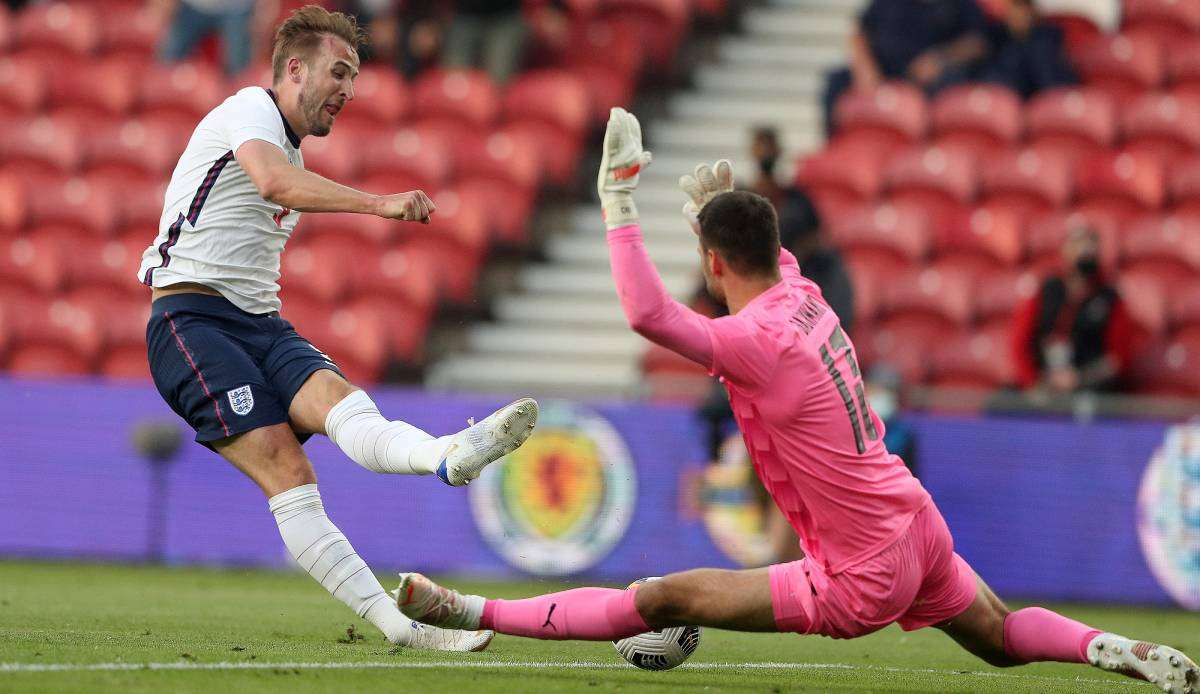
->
[0, 0, 1196, 420]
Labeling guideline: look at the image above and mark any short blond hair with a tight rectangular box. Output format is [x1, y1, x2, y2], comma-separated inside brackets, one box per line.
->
[271, 5, 366, 82]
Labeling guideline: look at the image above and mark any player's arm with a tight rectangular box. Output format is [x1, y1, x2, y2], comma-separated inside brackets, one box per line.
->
[235, 139, 435, 222]
[599, 108, 715, 367]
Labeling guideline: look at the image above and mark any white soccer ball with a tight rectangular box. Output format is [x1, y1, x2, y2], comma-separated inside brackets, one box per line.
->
[613, 578, 702, 671]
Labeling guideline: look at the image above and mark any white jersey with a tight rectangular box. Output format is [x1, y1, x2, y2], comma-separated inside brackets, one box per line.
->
[138, 86, 303, 314]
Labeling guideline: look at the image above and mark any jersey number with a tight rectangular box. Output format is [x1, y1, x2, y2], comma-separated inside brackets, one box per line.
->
[818, 325, 879, 454]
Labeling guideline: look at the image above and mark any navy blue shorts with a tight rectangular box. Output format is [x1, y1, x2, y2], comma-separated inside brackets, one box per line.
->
[146, 293, 344, 447]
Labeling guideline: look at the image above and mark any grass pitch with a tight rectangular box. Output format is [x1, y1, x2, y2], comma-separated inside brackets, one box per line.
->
[0, 561, 1195, 693]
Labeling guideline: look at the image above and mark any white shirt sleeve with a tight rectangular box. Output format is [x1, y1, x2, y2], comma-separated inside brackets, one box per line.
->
[222, 88, 288, 154]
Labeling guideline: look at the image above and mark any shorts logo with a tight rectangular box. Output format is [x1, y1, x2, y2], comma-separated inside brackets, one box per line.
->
[227, 385, 254, 416]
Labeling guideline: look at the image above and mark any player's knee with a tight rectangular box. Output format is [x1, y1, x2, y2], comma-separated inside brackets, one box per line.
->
[635, 578, 697, 628]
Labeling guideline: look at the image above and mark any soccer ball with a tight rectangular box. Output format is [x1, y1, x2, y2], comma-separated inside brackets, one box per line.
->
[613, 578, 702, 671]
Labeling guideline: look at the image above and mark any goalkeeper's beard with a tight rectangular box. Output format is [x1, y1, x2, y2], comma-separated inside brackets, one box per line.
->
[702, 259, 726, 306]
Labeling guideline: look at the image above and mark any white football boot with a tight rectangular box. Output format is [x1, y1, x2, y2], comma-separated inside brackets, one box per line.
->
[403, 620, 493, 652]
[394, 573, 484, 630]
[435, 398, 539, 486]
[1088, 633, 1199, 693]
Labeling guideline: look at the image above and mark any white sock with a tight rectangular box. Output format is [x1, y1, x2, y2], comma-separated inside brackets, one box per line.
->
[324, 390, 446, 475]
[269, 484, 416, 645]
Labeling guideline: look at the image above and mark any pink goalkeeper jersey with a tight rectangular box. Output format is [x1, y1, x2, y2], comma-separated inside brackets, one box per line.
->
[609, 224, 930, 574]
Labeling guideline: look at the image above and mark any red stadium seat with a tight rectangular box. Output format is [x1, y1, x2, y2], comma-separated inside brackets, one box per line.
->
[1169, 155, 1200, 215]
[883, 145, 978, 237]
[9, 295, 105, 369]
[279, 297, 389, 385]
[1025, 88, 1117, 163]
[346, 293, 431, 366]
[361, 124, 454, 191]
[1121, 215, 1200, 286]
[65, 236, 147, 296]
[1046, 12, 1103, 54]
[979, 146, 1073, 220]
[5, 345, 93, 377]
[930, 84, 1023, 159]
[1131, 335, 1200, 397]
[106, 178, 170, 240]
[46, 56, 139, 119]
[1166, 36, 1200, 101]
[458, 128, 541, 194]
[559, 15, 642, 124]
[1073, 151, 1165, 223]
[794, 142, 887, 219]
[333, 65, 408, 127]
[1171, 279, 1200, 338]
[300, 126, 361, 182]
[0, 113, 86, 177]
[86, 116, 186, 182]
[1026, 209, 1120, 274]
[1070, 33, 1164, 103]
[278, 235, 375, 304]
[0, 54, 49, 115]
[928, 326, 1015, 391]
[567, 62, 637, 127]
[832, 83, 929, 155]
[0, 235, 67, 294]
[14, 2, 103, 59]
[98, 346, 152, 380]
[64, 291, 150, 350]
[1122, 0, 1200, 44]
[598, 0, 690, 74]
[1119, 268, 1170, 336]
[23, 174, 120, 238]
[1120, 93, 1200, 168]
[295, 209, 395, 246]
[855, 320, 951, 386]
[502, 70, 590, 187]
[880, 265, 974, 330]
[827, 202, 932, 278]
[228, 62, 274, 92]
[935, 204, 1025, 274]
[500, 119, 582, 189]
[974, 268, 1039, 330]
[139, 62, 226, 121]
[412, 69, 499, 128]
[405, 232, 485, 306]
[0, 5, 9, 54]
[848, 265, 880, 325]
[101, 1, 164, 63]
[348, 244, 438, 319]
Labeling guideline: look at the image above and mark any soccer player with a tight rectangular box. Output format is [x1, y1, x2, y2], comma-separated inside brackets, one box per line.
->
[395, 108, 1199, 691]
[137, 6, 539, 651]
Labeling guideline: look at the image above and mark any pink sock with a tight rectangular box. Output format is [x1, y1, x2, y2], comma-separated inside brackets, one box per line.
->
[1003, 607, 1102, 663]
[479, 587, 650, 641]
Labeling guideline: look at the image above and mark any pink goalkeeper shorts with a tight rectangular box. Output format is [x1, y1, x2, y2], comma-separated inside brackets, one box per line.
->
[769, 502, 978, 639]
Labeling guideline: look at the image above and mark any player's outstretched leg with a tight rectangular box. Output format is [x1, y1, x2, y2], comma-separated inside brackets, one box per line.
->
[940, 577, 1198, 693]
[395, 567, 777, 641]
[220, 424, 493, 652]
[319, 384, 538, 486]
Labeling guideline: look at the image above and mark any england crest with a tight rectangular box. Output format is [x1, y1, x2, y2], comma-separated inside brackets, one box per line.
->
[227, 385, 254, 416]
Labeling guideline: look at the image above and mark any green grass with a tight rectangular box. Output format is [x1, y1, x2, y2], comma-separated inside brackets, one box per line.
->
[0, 561, 1194, 693]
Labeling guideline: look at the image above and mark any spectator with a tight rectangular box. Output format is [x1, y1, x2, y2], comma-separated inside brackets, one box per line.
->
[441, 0, 569, 84]
[155, 0, 279, 76]
[1010, 225, 1133, 394]
[823, 0, 991, 136]
[980, 0, 1077, 98]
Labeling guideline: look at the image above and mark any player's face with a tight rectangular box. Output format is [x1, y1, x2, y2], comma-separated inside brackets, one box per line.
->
[301, 36, 359, 137]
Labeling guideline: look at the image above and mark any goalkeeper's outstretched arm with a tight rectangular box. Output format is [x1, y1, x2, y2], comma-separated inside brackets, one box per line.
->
[598, 108, 716, 368]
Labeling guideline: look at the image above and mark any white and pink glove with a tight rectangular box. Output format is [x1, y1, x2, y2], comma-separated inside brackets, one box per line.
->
[597, 107, 653, 231]
[678, 159, 735, 236]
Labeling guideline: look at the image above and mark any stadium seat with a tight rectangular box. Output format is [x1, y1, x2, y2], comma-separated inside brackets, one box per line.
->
[0, 54, 49, 115]
[567, 61, 638, 128]
[411, 69, 500, 128]
[1073, 151, 1165, 223]
[879, 265, 974, 330]
[979, 146, 1074, 220]
[930, 84, 1023, 159]
[974, 268, 1039, 331]
[298, 124, 362, 182]
[86, 116, 185, 182]
[1025, 88, 1117, 163]
[1026, 209, 1121, 273]
[1170, 279, 1200, 339]
[558, 15, 643, 123]
[64, 290, 150, 350]
[98, 346, 152, 380]
[4, 344, 93, 377]
[794, 143, 887, 220]
[458, 128, 542, 195]
[847, 265, 880, 326]
[0, 113, 86, 177]
[934, 204, 1025, 275]
[832, 83, 929, 156]
[14, 2, 103, 59]
[65, 236, 147, 296]
[827, 202, 932, 279]
[1121, 215, 1200, 286]
[8, 296, 105, 371]
[46, 56, 139, 120]
[855, 320, 949, 386]
[1166, 36, 1200, 101]
[348, 244, 438, 319]
[598, 0, 690, 74]
[1070, 33, 1164, 103]
[345, 293, 431, 366]
[0, 4, 9, 54]
[106, 178, 170, 240]
[405, 231, 485, 306]
[295, 208, 395, 246]
[332, 65, 407, 127]
[138, 61, 227, 121]
[502, 70, 590, 187]
[100, 1, 164, 63]
[453, 177, 537, 249]
[1120, 93, 1200, 168]
[1122, 0, 1200, 44]
[358, 126, 454, 193]
[928, 326, 1015, 391]
[883, 145, 978, 238]
[277, 235, 374, 305]
[280, 297, 389, 385]
[0, 235, 68, 294]
[1168, 155, 1200, 216]
[1119, 268, 1169, 336]
[23, 175, 120, 238]
[1131, 335, 1200, 397]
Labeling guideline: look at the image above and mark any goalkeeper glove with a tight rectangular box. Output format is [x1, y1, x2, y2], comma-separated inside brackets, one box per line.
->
[679, 159, 735, 236]
[598, 107, 653, 230]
